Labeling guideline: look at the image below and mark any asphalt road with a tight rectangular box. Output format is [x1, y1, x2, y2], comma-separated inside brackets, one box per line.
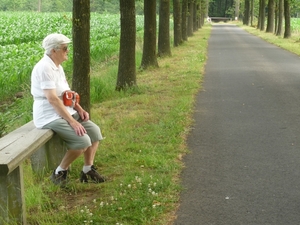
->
[174, 24, 300, 225]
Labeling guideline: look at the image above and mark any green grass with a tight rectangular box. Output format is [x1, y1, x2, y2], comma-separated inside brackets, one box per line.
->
[8, 17, 300, 225]
[238, 19, 300, 56]
[20, 26, 212, 225]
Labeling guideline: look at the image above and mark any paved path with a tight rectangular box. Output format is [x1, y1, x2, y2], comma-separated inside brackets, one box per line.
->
[174, 24, 300, 225]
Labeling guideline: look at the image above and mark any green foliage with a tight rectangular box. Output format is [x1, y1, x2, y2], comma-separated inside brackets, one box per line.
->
[291, 18, 300, 34]
[0, 0, 145, 14]
[0, 12, 145, 134]
[0, 12, 144, 103]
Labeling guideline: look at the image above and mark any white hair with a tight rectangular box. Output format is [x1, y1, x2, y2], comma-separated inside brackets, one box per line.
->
[42, 33, 71, 55]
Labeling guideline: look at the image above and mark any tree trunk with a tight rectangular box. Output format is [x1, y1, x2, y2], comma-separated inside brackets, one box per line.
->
[276, 0, 283, 36]
[200, 0, 206, 27]
[259, 0, 266, 31]
[243, 0, 250, 25]
[193, 2, 198, 31]
[283, 0, 291, 38]
[266, 0, 275, 33]
[235, 0, 240, 20]
[158, 0, 171, 57]
[187, 0, 194, 37]
[140, 0, 158, 69]
[72, 0, 90, 112]
[196, 0, 204, 29]
[257, 0, 261, 29]
[182, 0, 188, 41]
[173, 0, 182, 46]
[250, 0, 254, 26]
[274, 0, 278, 34]
[116, 0, 136, 91]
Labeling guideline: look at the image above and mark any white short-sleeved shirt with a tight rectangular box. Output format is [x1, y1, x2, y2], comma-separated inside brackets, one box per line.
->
[31, 54, 76, 128]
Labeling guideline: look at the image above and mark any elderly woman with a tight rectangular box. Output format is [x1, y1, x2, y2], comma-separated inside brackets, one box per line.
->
[31, 33, 105, 186]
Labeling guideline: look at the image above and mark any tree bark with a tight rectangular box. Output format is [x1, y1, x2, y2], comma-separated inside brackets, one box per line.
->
[276, 0, 283, 36]
[250, 0, 254, 26]
[173, 0, 182, 46]
[116, 0, 136, 91]
[235, 0, 240, 20]
[187, 0, 194, 37]
[72, 0, 90, 112]
[257, 0, 261, 29]
[193, 2, 198, 31]
[182, 0, 188, 41]
[158, 0, 171, 57]
[140, 0, 158, 69]
[243, 0, 250, 25]
[266, 0, 275, 33]
[283, 0, 291, 38]
[259, 0, 266, 31]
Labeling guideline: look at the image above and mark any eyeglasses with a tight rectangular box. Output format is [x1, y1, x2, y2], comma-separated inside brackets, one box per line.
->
[57, 46, 68, 52]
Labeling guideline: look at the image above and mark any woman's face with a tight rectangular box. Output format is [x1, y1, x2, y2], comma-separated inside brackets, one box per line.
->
[56, 44, 69, 63]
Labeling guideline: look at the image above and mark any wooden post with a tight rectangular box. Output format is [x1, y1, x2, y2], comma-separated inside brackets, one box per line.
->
[0, 165, 26, 225]
[30, 134, 67, 176]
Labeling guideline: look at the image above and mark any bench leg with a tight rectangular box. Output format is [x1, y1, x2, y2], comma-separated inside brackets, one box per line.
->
[31, 134, 67, 176]
[0, 165, 26, 225]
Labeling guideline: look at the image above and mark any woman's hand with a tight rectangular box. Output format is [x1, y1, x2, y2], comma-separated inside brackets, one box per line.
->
[78, 110, 89, 122]
[74, 103, 89, 122]
[69, 120, 87, 136]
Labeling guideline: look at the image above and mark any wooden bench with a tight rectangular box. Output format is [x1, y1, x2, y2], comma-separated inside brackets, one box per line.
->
[210, 17, 232, 23]
[0, 121, 66, 225]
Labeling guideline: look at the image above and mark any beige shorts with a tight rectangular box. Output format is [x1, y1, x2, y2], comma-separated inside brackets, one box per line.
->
[43, 113, 103, 150]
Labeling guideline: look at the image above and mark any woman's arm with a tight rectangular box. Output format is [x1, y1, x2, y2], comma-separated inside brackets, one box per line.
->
[43, 89, 87, 136]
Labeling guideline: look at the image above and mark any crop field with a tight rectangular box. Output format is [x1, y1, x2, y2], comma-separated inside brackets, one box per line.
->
[291, 18, 300, 34]
[0, 12, 144, 101]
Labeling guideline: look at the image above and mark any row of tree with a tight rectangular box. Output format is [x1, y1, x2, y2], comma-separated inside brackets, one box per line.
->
[0, 0, 146, 14]
[209, 0, 300, 19]
[0, 0, 120, 13]
[242, 0, 300, 38]
[72, 0, 207, 112]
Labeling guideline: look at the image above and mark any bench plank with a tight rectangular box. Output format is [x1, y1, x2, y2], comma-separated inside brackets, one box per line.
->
[0, 123, 54, 176]
[0, 121, 36, 150]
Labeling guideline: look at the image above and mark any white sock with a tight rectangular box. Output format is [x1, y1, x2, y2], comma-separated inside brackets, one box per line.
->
[55, 166, 67, 174]
[83, 165, 92, 174]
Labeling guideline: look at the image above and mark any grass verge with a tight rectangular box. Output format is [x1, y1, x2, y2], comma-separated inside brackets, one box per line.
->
[23, 26, 211, 225]
[239, 22, 300, 56]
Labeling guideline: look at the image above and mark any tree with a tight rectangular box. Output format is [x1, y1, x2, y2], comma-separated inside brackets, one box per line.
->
[140, 0, 158, 69]
[276, 0, 284, 36]
[188, 0, 194, 35]
[193, 1, 199, 30]
[173, 0, 183, 46]
[258, 0, 266, 31]
[208, 0, 235, 17]
[158, 0, 171, 57]
[116, 0, 136, 91]
[182, 0, 189, 41]
[284, 0, 291, 38]
[187, 0, 194, 37]
[243, 0, 250, 25]
[250, 0, 254, 26]
[266, 0, 275, 33]
[235, 0, 240, 20]
[72, 0, 90, 112]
